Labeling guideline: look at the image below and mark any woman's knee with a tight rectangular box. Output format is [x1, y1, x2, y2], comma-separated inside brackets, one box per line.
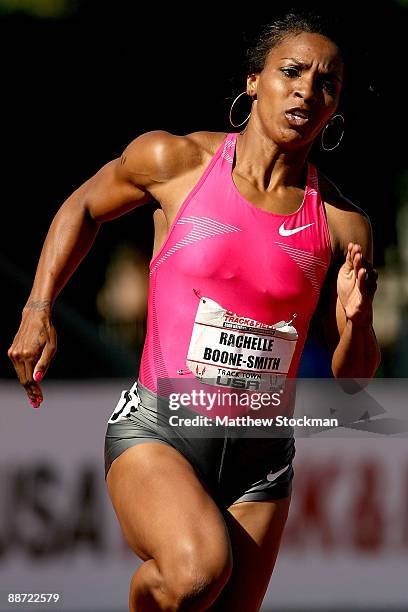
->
[158, 540, 233, 610]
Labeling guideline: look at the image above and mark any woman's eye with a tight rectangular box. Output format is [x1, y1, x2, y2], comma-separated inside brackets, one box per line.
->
[320, 80, 336, 95]
[281, 67, 300, 78]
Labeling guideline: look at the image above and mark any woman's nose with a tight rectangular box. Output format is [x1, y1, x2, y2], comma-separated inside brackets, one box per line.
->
[293, 78, 317, 103]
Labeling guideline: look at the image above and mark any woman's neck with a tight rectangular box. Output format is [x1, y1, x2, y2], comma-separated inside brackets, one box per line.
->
[234, 124, 312, 193]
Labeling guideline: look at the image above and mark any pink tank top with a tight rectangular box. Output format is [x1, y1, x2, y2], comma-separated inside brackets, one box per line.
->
[139, 132, 332, 395]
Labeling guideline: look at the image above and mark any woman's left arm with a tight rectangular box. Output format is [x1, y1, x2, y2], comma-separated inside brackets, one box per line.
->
[324, 210, 381, 379]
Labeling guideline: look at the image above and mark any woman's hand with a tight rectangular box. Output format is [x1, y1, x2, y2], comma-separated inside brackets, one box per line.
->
[7, 301, 57, 409]
[337, 242, 378, 324]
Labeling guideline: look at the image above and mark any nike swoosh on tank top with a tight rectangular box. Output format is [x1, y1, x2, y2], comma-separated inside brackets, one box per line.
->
[139, 132, 332, 395]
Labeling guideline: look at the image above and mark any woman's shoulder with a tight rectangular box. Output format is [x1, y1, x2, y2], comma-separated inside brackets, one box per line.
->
[184, 130, 229, 155]
[122, 130, 228, 184]
[317, 171, 368, 219]
[316, 170, 373, 257]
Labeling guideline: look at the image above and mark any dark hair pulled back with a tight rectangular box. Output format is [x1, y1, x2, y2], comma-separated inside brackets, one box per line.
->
[246, 11, 344, 75]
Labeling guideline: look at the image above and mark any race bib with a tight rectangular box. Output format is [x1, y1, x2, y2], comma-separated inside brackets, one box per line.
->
[186, 297, 298, 391]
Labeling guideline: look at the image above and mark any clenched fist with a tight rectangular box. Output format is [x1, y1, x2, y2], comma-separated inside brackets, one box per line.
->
[7, 300, 57, 408]
[337, 242, 378, 324]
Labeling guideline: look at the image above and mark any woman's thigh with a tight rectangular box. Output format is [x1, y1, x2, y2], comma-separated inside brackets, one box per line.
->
[209, 496, 291, 612]
[106, 441, 232, 572]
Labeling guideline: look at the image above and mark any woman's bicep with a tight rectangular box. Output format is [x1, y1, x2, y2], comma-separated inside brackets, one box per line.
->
[77, 157, 152, 223]
[74, 130, 180, 223]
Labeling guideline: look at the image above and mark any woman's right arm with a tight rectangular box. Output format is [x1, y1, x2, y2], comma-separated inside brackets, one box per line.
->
[7, 130, 185, 408]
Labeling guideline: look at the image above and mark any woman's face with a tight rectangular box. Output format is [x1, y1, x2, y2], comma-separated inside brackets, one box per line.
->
[248, 32, 344, 148]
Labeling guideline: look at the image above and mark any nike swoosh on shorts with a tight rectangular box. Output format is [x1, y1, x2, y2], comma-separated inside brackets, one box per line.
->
[250, 464, 290, 487]
[266, 463, 290, 482]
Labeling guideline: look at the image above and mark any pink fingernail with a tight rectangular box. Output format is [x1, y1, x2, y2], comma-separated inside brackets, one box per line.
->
[30, 401, 39, 409]
[34, 371, 43, 382]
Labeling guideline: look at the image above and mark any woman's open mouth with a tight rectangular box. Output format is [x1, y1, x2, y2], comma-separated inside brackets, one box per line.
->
[284, 108, 311, 127]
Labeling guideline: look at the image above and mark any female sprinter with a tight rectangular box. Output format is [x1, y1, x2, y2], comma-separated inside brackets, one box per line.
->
[8, 11, 380, 612]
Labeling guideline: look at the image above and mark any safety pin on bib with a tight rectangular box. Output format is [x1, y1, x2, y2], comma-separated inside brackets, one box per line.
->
[192, 288, 206, 303]
[287, 312, 297, 326]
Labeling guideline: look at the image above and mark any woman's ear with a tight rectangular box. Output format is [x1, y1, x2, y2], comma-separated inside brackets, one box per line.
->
[246, 73, 258, 99]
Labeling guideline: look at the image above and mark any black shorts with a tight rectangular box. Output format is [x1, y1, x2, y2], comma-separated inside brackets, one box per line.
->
[105, 380, 295, 510]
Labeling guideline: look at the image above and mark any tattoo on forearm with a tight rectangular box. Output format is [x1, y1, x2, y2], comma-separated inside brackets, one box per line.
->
[25, 299, 52, 312]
